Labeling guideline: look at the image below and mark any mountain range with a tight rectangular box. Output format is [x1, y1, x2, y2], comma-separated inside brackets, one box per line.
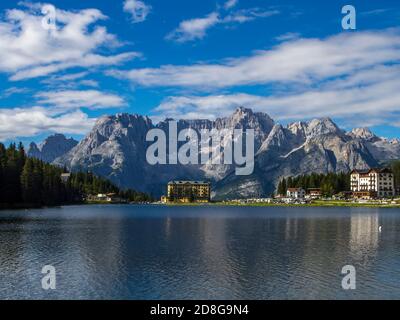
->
[28, 134, 78, 163]
[27, 107, 400, 199]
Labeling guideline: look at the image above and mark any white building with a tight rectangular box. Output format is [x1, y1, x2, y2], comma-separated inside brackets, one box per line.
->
[60, 173, 71, 183]
[350, 168, 395, 198]
[287, 188, 306, 199]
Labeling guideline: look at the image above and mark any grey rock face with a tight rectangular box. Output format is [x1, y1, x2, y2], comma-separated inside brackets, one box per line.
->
[46, 108, 399, 199]
[27, 134, 78, 163]
[348, 128, 400, 161]
[349, 127, 378, 141]
[53, 108, 274, 197]
[214, 118, 387, 200]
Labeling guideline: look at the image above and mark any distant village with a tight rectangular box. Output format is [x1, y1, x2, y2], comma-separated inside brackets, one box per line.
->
[159, 168, 399, 205]
[66, 167, 399, 206]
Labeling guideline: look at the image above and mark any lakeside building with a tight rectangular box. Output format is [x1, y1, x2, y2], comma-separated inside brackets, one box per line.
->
[60, 173, 71, 183]
[350, 168, 395, 199]
[87, 193, 127, 203]
[287, 188, 306, 199]
[166, 181, 211, 203]
[229, 198, 274, 204]
[307, 188, 322, 198]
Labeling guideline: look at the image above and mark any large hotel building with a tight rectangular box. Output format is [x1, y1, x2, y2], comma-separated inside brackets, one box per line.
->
[166, 181, 211, 203]
[350, 168, 395, 198]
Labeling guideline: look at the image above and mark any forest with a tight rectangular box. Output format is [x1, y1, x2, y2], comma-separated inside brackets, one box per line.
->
[0, 142, 152, 209]
[277, 172, 350, 197]
[277, 162, 400, 197]
[393, 160, 400, 190]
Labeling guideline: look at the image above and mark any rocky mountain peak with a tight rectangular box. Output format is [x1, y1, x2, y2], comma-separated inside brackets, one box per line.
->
[28, 142, 40, 153]
[216, 107, 273, 127]
[27, 134, 78, 163]
[349, 127, 378, 141]
[232, 106, 253, 117]
[258, 124, 288, 151]
[287, 121, 308, 137]
[92, 113, 154, 139]
[40, 107, 399, 199]
[306, 117, 342, 138]
[391, 138, 400, 145]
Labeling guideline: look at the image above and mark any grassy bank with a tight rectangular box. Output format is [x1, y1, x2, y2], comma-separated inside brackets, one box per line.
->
[163, 200, 400, 208]
[3, 200, 400, 210]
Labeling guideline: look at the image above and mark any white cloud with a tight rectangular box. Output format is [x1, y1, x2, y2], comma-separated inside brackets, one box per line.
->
[0, 107, 95, 141]
[36, 90, 126, 109]
[43, 72, 90, 82]
[123, 0, 151, 23]
[40, 72, 100, 89]
[150, 36, 400, 128]
[9, 50, 140, 81]
[275, 32, 301, 42]
[224, 0, 238, 10]
[166, 5, 279, 43]
[151, 66, 400, 128]
[223, 8, 279, 23]
[78, 80, 99, 88]
[112, 29, 400, 89]
[166, 12, 220, 43]
[0, 3, 140, 81]
[0, 88, 125, 140]
[1, 87, 30, 98]
[361, 9, 390, 16]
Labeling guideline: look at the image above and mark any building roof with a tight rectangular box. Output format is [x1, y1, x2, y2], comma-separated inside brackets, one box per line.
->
[350, 169, 370, 174]
[168, 181, 210, 185]
[287, 187, 304, 192]
[351, 168, 393, 175]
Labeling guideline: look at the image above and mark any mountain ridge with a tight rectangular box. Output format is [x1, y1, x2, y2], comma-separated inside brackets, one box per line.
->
[27, 133, 78, 163]
[29, 107, 399, 199]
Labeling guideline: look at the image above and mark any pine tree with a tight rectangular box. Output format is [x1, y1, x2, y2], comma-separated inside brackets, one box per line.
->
[21, 158, 36, 204]
[287, 177, 293, 189]
[277, 178, 287, 196]
[1, 142, 153, 208]
[0, 143, 6, 203]
[3, 143, 21, 203]
[392, 161, 400, 192]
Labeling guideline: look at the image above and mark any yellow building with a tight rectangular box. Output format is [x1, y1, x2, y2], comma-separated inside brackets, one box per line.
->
[167, 181, 211, 203]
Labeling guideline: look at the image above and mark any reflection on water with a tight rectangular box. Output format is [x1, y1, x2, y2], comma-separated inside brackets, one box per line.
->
[349, 212, 379, 262]
[0, 205, 400, 299]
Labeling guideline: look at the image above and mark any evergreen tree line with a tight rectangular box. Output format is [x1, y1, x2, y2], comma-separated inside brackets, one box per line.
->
[277, 163, 400, 198]
[277, 172, 351, 197]
[0, 142, 152, 208]
[392, 160, 400, 190]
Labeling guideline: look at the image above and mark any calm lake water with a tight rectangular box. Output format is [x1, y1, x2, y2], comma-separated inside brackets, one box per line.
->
[0, 205, 399, 300]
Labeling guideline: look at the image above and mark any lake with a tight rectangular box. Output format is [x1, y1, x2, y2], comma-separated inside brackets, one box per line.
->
[0, 205, 399, 300]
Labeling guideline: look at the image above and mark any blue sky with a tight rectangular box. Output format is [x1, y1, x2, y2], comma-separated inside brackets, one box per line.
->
[0, 0, 400, 145]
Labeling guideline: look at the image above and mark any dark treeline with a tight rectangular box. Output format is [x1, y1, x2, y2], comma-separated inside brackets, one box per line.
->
[277, 172, 350, 197]
[392, 160, 400, 190]
[0, 142, 152, 209]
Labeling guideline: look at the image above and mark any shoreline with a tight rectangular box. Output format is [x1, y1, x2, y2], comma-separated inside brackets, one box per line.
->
[0, 201, 143, 211]
[161, 200, 400, 209]
[2, 200, 400, 211]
